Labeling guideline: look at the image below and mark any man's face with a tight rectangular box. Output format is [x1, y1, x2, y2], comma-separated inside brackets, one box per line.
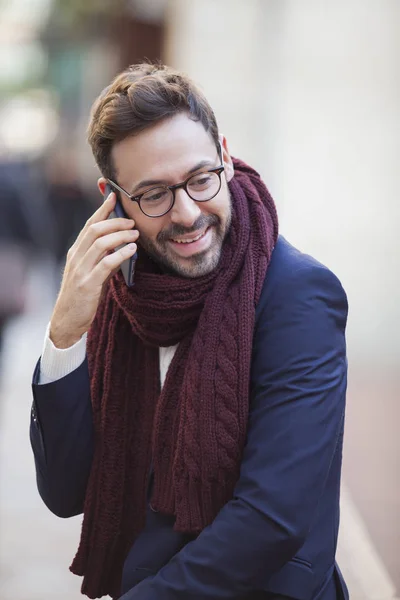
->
[102, 113, 234, 278]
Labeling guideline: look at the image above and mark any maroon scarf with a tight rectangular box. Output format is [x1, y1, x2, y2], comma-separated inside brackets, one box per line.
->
[70, 158, 278, 598]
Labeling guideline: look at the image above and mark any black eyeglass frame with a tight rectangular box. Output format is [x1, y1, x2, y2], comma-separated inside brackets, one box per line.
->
[107, 165, 225, 218]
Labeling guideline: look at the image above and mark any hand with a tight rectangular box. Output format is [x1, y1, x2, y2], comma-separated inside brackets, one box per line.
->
[49, 192, 138, 348]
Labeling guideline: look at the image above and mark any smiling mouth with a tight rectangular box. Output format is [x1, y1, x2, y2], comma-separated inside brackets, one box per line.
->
[167, 226, 213, 257]
[170, 229, 208, 244]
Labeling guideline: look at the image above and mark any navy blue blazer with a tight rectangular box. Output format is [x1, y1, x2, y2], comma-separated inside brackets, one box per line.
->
[30, 236, 349, 600]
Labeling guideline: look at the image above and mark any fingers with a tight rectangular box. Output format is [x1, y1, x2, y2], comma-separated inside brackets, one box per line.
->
[73, 191, 115, 245]
[80, 228, 139, 273]
[91, 242, 138, 286]
[71, 192, 135, 258]
[88, 190, 118, 225]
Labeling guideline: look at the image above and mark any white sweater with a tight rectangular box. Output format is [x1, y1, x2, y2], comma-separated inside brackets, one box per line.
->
[39, 322, 178, 387]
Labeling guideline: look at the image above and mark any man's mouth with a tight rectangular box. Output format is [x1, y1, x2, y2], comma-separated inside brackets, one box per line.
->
[170, 229, 208, 244]
[168, 227, 213, 257]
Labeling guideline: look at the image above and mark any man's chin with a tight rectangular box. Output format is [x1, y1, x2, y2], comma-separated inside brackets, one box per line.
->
[164, 249, 220, 278]
[149, 246, 220, 278]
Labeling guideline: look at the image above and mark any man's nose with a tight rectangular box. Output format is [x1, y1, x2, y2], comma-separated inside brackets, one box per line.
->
[169, 188, 202, 227]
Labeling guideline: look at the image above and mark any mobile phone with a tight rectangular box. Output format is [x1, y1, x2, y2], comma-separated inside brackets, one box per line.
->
[105, 183, 137, 287]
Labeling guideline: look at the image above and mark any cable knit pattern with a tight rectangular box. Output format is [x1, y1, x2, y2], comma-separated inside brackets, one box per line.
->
[70, 158, 278, 598]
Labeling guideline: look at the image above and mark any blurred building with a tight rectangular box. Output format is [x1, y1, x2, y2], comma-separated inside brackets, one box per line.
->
[39, 0, 167, 191]
[165, 0, 400, 593]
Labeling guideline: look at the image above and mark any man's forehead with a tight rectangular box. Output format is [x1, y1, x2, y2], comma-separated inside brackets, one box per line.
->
[115, 115, 214, 156]
[112, 117, 217, 186]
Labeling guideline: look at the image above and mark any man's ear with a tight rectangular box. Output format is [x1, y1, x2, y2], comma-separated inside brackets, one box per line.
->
[98, 177, 107, 196]
[219, 134, 234, 182]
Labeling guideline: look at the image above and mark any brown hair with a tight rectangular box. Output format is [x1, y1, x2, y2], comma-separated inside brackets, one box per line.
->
[88, 62, 220, 179]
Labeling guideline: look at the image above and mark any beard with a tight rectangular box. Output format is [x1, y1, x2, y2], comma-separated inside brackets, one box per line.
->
[138, 209, 231, 279]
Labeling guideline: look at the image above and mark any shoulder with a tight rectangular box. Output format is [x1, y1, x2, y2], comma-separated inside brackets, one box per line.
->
[251, 237, 348, 389]
[256, 236, 348, 329]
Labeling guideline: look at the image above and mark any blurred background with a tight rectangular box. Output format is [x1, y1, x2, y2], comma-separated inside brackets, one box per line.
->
[0, 0, 399, 599]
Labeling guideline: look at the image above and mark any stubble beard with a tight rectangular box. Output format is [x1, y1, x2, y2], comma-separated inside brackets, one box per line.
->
[138, 207, 232, 279]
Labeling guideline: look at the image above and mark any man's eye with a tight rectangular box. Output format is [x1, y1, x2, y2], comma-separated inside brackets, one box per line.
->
[190, 175, 212, 187]
[144, 190, 168, 202]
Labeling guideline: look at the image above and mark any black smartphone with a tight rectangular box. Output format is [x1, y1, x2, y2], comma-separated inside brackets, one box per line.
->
[105, 183, 137, 287]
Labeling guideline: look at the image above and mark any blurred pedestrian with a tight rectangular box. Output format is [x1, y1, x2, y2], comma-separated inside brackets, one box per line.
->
[43, 147, 94, 277]
[0, 166, 32, 355]
[30, 63, 349, 600]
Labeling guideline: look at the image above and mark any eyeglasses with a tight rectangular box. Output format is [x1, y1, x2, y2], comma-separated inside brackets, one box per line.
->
[107, 165, 225, 218]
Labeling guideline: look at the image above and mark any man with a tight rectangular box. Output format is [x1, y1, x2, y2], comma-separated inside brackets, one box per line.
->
[30, 63, 349, 600]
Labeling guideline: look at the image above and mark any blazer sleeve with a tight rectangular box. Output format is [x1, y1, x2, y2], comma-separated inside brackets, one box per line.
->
[120, 264, 348, 600]
[30, 357, 94, 518]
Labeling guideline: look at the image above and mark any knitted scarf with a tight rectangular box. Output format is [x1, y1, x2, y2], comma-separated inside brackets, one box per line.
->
[70, 158, 278, 598]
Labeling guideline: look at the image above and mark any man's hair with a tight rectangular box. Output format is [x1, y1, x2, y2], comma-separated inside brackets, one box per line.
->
[88, 62, 220, 180]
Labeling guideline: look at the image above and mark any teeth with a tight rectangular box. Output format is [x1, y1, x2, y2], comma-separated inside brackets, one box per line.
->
[172, 231, 205, 244]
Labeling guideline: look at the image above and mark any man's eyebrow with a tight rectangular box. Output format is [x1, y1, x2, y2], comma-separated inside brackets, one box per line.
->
[130, 159, 215, 195]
